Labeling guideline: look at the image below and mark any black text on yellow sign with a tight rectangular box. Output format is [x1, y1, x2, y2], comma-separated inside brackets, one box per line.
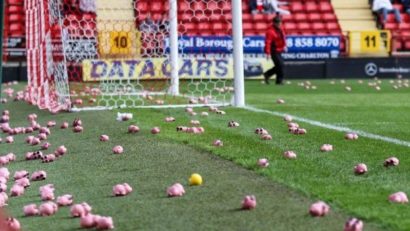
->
[109, 31, 132, 55]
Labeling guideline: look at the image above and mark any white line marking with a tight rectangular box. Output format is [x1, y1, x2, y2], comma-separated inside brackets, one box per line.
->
[244, 106, 410, 148]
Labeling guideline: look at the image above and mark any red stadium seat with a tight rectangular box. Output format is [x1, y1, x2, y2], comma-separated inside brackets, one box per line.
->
[136, 1, 149, 12]
[242, 13, 252, 22]
[206, 1, 220, 14]
[386, 14, 396, 23]
[178, 1, 189, 12]
[293, 13, 308, 22]
[384, 22, 397, 30]
[312, 22, 326, 30]
[220, 1, 231, 13]
[319, 2, 333, 12]
[322, 13, 337, 22]
[297, 22, 311, 31]
[7, 14, 24, 22]
[7, 6, 24, 13]
[179, 13, 192, 23]
[280, 14, 293, 23]
[290, 2, 304, 12]
[223, 13, 232, 21]
[308, 13, 322, 22]
[398, 23, 410, 29]
[326, 22, 340, 30]
[305, 2, 319, 12]
[252, 14, 265, 22]
[404, 40, 410, 50]
[393, 4, 403, 12]
[255, 23, 268, 31]
[402, 14, 410, 23]
[192, 1, 206, 13]
[151, 2, 163, 13]
[7, 0, 23, 4]
[284, 22, 297, 30]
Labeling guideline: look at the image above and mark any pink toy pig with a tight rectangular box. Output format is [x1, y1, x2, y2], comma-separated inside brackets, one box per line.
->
[354, 164, 368, 175]
[213, 140, 223, 147]
[23, 204, 39, 216]
[39, 201, 58, 216]
[309, 201, 330, 217]
[258, 158, 269, 168]
[100, 135, 109, 142]
[31, 170, 47, 181]
[167, 183, 185, 197]
[320, 144, 333, 152]
[10, 184, 25, 197]
[284, 151, 297, 159]
[241, 195, 257, 210]
[384, 157, 399, 167]
[57, 194, 74, 206]
[344, 218, 363, 231]
[112, 146, 123, 154]
[128, 125, 140, 133]
[151, 127, 160, 134]
[389, 192, 409, 203]
[96, 216, 114, 230]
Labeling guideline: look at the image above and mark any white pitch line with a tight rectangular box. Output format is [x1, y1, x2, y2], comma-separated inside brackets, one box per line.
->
[244, 105, 410, 148]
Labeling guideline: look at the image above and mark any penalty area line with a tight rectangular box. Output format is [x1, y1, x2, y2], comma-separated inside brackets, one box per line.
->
[244, 105, 410, 148]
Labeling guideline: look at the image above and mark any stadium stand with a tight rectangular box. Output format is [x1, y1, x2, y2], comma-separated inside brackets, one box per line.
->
[3, 0, 25, 39]
[378, 0, 410, 52]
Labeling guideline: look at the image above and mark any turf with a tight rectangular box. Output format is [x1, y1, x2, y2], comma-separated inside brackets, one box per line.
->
[0, 79, 409, 230]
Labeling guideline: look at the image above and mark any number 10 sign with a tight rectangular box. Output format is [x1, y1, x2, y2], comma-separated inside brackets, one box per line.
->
[109, 31, 132, 55]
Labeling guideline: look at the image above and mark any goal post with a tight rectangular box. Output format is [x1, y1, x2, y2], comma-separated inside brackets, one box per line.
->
[24, 0, 245, 112]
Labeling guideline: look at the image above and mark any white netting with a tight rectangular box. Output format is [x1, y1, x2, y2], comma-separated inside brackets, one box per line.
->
[25, 0, 235, 112]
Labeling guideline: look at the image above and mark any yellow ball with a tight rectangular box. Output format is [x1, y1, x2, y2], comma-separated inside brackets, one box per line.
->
[189, 173, 203, 186]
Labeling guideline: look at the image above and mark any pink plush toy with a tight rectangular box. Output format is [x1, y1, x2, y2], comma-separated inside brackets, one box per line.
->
[47, 121, 56, 127]
[276, 98, 285, 104]
[31, 170, 47, 181]
[384, 157, 399, 167]
[112, 146, 124, 154]
[30, 137, 41, 146]
[0, 183, 7, 193]
[38, 133, 48, 141]
[0, 157, 9, 166]
[241, 195, 257, 210]
[5, 136, 14, 144]
[100, 135, 109, 142]
[309, 201, 330, 217]
[344, 218, 364, 231]
[257, 158, 269, 168]
[10, 184, 25, 197]
[23, 204, 39, 216]
[320, 144, 333, 152]
[283, 151, 297, 159]
[15, 178, 30, 188]
[41, 154, 56, 163]
[40, 188, 55, 201]
[128, 125, 140, 133]
[5, 217, 21, 231]
[26, 151, 43, 160]
[0, 192, 8, 207]
[39, 201, 58, 216]
[96, 216, 114, 230]
[151, 127, 160, 134]
[354, 164, 368, 175]
[0, 168, 10, 180]
[213, 140, 223, 147]
[112, 183, 133, 196]
[73, 126, 83, 133]
[255, 128, 269, 135]
[70, 202, 92, 217]
[39, 127, 51, 135]
[345, 133, 359, 140]
[41, 142, 51, 150]
[167, 183, 185, 197]
[80, 214, 97, 228]
[260, 134, 272, 140]
[190, 120, 201, 126]
[57, 194, 74, 206]
[14, 171, 29, 181]
[284, 115, 293, 122]
[389, 192, 409, 203]
[60, 122, 69, 129]
[55, 145, 67, 156]
[164, 117, 176, 122]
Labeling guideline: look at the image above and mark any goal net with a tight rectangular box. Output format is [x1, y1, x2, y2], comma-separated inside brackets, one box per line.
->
[25, 0, 239, 112]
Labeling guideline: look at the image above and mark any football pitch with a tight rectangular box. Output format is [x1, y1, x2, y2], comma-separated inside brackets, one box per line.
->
[1, 79, 409, 230]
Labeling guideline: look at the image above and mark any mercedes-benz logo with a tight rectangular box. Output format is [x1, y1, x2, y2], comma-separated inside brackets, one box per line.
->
[365, 63, 378, 76]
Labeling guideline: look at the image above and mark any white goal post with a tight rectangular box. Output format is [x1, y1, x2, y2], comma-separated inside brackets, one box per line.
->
[24, 0, 245, 112]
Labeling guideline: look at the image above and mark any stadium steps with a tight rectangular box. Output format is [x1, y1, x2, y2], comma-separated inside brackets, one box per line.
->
[332, 0, 378, 32]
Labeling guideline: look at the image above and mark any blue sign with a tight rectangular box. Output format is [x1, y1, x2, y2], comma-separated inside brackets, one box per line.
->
[165, 35, 341, 59]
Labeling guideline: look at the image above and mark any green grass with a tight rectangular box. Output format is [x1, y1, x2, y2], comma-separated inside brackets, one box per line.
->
[0, 79, 409, 230]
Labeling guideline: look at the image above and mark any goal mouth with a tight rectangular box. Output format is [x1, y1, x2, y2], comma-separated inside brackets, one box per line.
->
[24, 0, 242, 113]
